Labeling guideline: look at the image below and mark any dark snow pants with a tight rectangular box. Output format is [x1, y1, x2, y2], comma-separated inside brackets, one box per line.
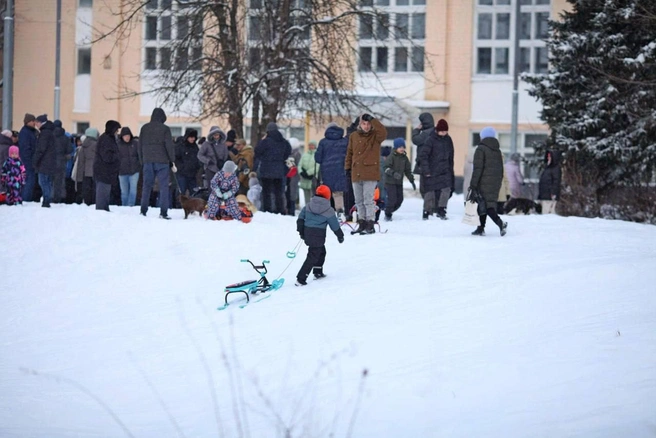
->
[297, 245, 327, 281]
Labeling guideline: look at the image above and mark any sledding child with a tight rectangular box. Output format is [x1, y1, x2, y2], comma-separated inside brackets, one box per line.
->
[205, 160, 242, 221]
[1, 146, 27, 205]
[247, 172, 262, 211]
[295, 184, 344, 286]
[383, 138, 416, 221]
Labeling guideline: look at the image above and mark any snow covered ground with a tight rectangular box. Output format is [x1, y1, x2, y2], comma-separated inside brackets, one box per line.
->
[1, 194, 655, 438]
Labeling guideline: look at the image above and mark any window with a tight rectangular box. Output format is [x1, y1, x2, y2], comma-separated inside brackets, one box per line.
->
[358, 2, 426, 74]
[79, 0, 92, 7]
[77, 48, 91, 74]
[76, 122, 90, 134]
[143, 2, 203, 71]
[475, 0, 550, 75]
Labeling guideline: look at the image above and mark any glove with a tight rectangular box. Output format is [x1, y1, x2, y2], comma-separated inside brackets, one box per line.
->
[337, 235, 344, 243]
[411, 181, 416, 191]
[393, 171, 402, 180]
[222, 192, 232, 200]
[384, 168, 394, 177]
[171, 164, 177, 173]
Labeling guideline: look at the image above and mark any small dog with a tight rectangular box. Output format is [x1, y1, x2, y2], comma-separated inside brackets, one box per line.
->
[179, 195, 207, 219]
[504, 197, 542, 215]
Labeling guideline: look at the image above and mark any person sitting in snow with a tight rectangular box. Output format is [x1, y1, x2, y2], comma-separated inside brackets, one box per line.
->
[205, 161, 242, 221]
[1, 146, 27, 205]
[296, 184, 344, 286]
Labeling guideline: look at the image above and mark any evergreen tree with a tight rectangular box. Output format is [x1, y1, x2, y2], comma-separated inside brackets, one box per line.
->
[525, 0, 656, 221]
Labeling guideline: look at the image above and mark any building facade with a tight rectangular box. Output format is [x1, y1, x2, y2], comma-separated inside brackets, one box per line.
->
[9, 0, 569, 179]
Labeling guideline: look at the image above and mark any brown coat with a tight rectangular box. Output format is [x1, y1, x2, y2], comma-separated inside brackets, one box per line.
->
[344, 118, 387, 182]
[231, 145, 254, 188]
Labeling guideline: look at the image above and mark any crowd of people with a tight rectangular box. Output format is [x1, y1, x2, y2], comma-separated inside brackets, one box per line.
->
[1, 108, 561, 233]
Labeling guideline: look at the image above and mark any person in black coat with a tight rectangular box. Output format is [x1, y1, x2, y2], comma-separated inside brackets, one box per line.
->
[254, 122, 292, 214]
[52, 120, 71, 203]
[174, 128, 200, 196]
[94, 120, 121, 211]
[118, 127, 141, 206]
[33, 115, 58, 207]
[18, 114, 39, 202]
[417, 119, 455, 220]
[538, 149, 562, 214]
[469, 127, 507, 236]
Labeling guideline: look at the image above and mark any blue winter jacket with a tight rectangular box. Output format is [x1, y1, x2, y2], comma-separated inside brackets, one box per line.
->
[296, 196, 344, 247]
[315, 125, 348, 192]
[18, 125, 38, 172]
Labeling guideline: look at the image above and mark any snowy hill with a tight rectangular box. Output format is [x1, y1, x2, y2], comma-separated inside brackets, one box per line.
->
[1, 196, 655, 437]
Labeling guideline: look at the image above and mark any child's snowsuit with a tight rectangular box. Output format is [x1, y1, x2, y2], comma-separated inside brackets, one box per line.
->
[383, 150, 414, 217]
[296, 195, 344, 282]
[206, 171, 242, 220]
[1, 157, 26, 205]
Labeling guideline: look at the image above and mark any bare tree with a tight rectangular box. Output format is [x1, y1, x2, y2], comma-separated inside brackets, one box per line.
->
[95, 0, 431, 145]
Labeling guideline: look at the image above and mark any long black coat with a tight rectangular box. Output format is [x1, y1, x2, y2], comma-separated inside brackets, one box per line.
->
[254, 130, 292, 179]
[175, 129, 201, 178]
[94, 131, 121, 185]
[411, 112, 435, 174]
[53, 125, 71, 172]
[470, 137, 504, 206]
[538, 149, 562, 200]
[34, 121, 58, 175]
[417, 131, 455, 192]
[138, 108, 174, 164]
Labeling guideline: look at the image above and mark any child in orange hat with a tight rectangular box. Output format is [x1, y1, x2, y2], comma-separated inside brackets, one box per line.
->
[295, 184, 344, 286]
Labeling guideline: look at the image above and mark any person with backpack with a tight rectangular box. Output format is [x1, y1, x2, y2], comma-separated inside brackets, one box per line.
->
[295, 184, 344, 286]
[198, 126, 228, 188]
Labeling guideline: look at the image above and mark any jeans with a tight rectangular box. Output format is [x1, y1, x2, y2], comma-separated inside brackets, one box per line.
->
[141, 162, 170, 216]
[23, 168, 36, 202]
[38, 173, 54, 206]
[177, 175, 197, 196]
[352, 180, 377, 221]
[119, 172, 139, 206]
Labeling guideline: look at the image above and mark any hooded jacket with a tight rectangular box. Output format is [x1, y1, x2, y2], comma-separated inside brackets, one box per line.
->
[94, 121, 121, 184]
[175, 128, 201, 177]
[538, 149, 562, 200]
[75, 128, 99, 182]
[198, 127, 228, 173]
[118, 127, 141, 175]
[470, 137, 504, 205]
[138, 108, 175, 164]
[296, 195, 344, 247]
[315, 124, 349, 192]
[383, 150, 414, 186]
[53, 121, 72, 172]
[254, 129, 292, 179]
[411, 112, 435, 174]
[344, 118, 387, 183]
[418, 131, 455, 192]
[34, 121, 58, 175]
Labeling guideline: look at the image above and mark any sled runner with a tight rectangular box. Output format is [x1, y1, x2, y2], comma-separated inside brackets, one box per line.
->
[218, 259, 284, 310]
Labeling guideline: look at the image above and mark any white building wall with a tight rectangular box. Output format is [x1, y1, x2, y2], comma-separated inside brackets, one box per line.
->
[356, 73, 426, 101]
[470, 79, 543, 124]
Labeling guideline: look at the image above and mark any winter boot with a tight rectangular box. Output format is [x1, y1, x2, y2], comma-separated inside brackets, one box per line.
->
[337, 209, 346, 222]
[500, 221, 508, 236]
[384, 213, 392, 222]
[436, 207, 448, 220]
[422, 210, 430, 220]
[313, 267, 327, 279]
[361, 220, 376, 235]
[351, 220, 365, 235]
[159, 214, 171, 220]
[295, 277, 308, 286]
[471, 226, 485, 236]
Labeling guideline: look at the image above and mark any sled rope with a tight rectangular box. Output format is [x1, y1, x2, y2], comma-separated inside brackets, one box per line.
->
[275, 239, 303, 280]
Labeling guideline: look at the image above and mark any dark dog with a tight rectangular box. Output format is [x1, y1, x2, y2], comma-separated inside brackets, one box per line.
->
[504, 197, 542, 215]
[179, 195, 207, 219]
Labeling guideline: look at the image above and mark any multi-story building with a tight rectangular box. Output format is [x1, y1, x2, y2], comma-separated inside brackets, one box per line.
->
[8, 0, 568, 181]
